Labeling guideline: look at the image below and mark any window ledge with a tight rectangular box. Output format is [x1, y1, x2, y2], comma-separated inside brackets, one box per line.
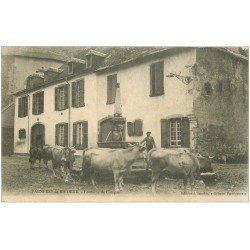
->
[149, 92, 164, 97]
[72, 104, 85, 108]
[106, 102, 115, 105]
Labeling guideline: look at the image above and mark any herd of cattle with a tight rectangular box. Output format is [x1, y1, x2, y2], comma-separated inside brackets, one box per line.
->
[29, 144, 216, 194]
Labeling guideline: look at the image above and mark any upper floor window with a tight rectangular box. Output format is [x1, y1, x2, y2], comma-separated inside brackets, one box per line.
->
[68, 62, 74, 74]
[86, 55, 92, 68]
[55, 123, 68, 146]
[18, 129, 26, 139]
[73, 121, 88, 149]
[18, 96, 28, 118]
[32, 91, 44, 115]
[127, 119, 143, 137]
[55, 85, 69, 111]
[107, 74, 117, 104]
[203, 82, 212, 96]
[72, 80, 85, 108]
[150, 61, 164, 96]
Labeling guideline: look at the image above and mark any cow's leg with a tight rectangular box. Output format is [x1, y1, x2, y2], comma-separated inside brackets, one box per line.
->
[183, 178, 188, 194]
[38, 158, 41, 168]
[118, 173, 124, 191]
[90, 170, 97, 190]
[113, 171, 120, 193]
[151, 170, 160, 194]
[189, 175, 195, 194]
[52, 161, 58, 178]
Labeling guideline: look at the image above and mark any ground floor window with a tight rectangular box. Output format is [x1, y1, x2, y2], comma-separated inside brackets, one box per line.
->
[18, 129, 26, 140]
[161, 117, 190, 148]
[55, 123, 68, 146]
[73, 121, 88, 149]
[170, 119, 181, 147]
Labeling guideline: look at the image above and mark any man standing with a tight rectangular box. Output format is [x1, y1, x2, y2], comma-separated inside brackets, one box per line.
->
[140, 131, 156, 152]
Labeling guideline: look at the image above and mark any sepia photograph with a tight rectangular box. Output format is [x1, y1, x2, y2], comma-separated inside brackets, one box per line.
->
[1, 46, 248, 202]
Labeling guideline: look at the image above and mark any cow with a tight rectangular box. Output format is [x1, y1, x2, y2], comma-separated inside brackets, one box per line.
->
[29, 147, 43, 169]
[81, 145, 145, 192]
[147, 148, 201, 194]
[42, 145, 76, 182]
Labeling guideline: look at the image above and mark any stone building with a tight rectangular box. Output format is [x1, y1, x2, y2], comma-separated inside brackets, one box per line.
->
[12, 47, 248, 161]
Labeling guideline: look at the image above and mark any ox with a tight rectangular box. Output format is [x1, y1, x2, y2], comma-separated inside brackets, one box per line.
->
[29, 147, 43, 169]
[43, 145, 76, 182]
[82, 145, 145, 192]
[147, 148, 201, 194]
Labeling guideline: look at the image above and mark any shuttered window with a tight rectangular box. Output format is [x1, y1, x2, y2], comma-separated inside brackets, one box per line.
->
[73, 121, 88, 149]
[161, 117, 190, 148]
[18, 96, 28, 118]
[127, 119, 143, 137]
[55, 85, 69, 111]
[72, 80, 85, 108]
[32, 91, 44, 115]
[55, 123, 68, 146]
[150, 61, 164, 96]
[107, 74, 117, 104]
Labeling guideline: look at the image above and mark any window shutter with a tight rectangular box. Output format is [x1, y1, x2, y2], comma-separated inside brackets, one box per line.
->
[155, 61, 164, 95]
[134, 119, 143, 136]
[82, 121, 88, 149]
[181, 117, 190, 148]
[73, 123, 77, 146]
[55, 87, 59, 111]
[72, 82, 76, 107]
[111, 75, 117, 103]
[79, 80, 85, 107]
[150, 63, 155, 96]
[18, 98, 22, 117]
[127, 122, 134, 136]
[55, 124, 59, 145]
[161, 119, 170, 148]
[64, 123, 68, 147]
[64, 85, 69, 109]
[32, 94, 36, 115]
[24, 96, 28, 117]
[40, 92, 44, 114]
[107, 76, 112, 104]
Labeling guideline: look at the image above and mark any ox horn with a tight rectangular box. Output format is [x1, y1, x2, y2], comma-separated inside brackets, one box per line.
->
[208, 155, 215, 159]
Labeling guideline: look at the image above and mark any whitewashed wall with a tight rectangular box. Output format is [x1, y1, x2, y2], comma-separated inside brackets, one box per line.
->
[14, 49, 196, 155]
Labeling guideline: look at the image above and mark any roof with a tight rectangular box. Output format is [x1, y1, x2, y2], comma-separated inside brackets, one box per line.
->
[67, 57, 86, 64]
[28, 73, 44, 78]
[13, 47, 248, 97]
[36, 67, 63, 73]
[2, 47, 73, 62]
[86, 49, 107, 57]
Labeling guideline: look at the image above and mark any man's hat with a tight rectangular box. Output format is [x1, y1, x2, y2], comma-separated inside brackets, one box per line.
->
[146, 131, 151, 134]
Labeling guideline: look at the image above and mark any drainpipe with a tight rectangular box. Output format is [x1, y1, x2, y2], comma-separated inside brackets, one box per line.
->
[65, 78, 71, 147]
[27, 95, 30, 152]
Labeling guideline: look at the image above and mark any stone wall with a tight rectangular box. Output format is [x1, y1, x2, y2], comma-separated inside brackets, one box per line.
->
[192, 48, 248, 162]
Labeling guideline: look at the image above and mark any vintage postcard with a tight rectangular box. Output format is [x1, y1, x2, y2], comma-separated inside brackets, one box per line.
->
[1, 46, 248, 202]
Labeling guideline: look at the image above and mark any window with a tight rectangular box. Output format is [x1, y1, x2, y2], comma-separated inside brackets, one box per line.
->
[55, 123, 68, 146]
[127, 119, 143, 137]
[72, 80, 85, 107]
[68, 62, 74, 74]
[18, 96, 28, 118]
[55, 85, 68, 111]
[73, 121, 88, 149]
[32, 91, 44, 115]
[203, 82, 212, 96]
[170, 119, 181, 147]
[86, 55, 92, 68]
[216, 80, 223, 93]
[18, 129, 26, 139]
[150, 61, 164, 96]
[161, 117, 190, 148]
[107, 74, 117, 104]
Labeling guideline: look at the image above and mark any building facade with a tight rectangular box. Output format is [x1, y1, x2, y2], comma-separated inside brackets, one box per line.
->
[13, 47, 248, 161]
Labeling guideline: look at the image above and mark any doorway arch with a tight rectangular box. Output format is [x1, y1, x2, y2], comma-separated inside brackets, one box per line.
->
[31, 123, 45, 148]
